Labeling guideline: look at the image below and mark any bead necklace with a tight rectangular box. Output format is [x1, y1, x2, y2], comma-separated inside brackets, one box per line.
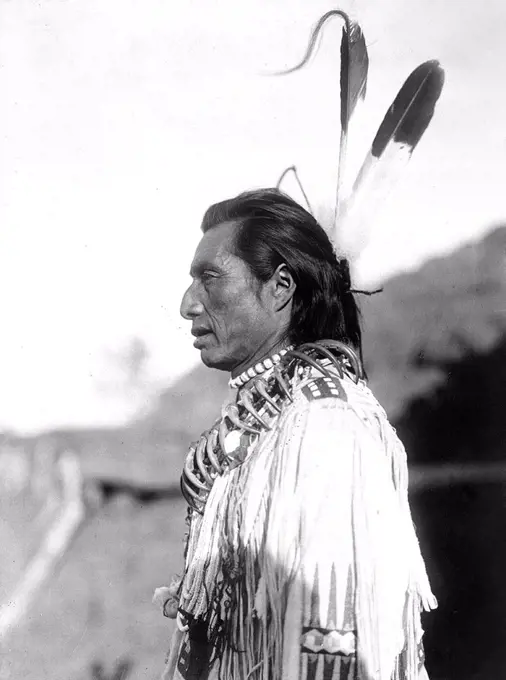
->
[228, 345, 294, 389]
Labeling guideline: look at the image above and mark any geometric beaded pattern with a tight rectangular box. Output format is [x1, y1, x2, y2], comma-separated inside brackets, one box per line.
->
[300, 627, 356, 656]
[301, 376, 347, 402]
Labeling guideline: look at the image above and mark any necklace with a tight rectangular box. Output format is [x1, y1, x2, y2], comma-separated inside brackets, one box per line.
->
[228, 345, 294, 389]
[181, 339, 364, 514]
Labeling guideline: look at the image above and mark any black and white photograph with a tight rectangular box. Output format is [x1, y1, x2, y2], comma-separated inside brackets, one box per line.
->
[0, 1, 504, 679]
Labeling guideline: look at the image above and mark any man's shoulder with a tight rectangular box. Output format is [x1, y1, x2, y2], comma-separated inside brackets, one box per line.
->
[277, 343, 370, 412]
[275, 374, 399, 468]
[287, 370, 388, 433]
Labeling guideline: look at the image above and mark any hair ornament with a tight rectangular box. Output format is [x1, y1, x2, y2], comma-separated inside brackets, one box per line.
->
[276, 9, 445, 269]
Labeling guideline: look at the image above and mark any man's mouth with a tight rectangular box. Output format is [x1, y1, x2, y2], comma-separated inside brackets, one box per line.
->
[191, 327, 212, 337]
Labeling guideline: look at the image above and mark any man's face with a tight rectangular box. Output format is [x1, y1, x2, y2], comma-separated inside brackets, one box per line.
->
[180, 221, 280, 373]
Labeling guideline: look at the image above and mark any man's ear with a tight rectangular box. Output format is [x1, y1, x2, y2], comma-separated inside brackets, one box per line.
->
[270, 263, 296, 311]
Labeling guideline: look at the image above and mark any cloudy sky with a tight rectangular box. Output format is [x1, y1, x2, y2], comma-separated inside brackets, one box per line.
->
[0, 0, 504, 433]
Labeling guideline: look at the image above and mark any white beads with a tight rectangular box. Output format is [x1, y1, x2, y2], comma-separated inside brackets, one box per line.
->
[228, 346, 293, 389]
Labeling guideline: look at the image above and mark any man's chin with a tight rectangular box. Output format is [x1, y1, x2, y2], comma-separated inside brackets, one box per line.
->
[199, 348, 234, 372]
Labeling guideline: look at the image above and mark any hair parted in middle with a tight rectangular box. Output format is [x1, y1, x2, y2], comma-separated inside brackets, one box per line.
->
[200, 188, 363, 355]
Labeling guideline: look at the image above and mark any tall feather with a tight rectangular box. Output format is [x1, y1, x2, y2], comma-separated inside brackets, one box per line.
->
[338, 60, 445, 260]
[275, 10, 368, 236]
[335, 13, 368, 226]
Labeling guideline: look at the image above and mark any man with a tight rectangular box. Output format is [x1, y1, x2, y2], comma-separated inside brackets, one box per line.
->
[156, 189, 436, 680]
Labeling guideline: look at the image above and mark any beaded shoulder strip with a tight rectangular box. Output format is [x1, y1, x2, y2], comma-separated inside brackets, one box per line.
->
[180, 339, 364, 514]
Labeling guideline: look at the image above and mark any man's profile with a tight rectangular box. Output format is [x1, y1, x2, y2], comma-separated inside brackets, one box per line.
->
[156, 189, 436, 680]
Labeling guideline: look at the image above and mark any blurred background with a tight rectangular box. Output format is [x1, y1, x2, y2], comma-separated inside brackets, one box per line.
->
[0, 1, 505, 679]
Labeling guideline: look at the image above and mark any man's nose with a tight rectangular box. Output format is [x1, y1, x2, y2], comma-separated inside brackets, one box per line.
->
[180, 282, 203, 320]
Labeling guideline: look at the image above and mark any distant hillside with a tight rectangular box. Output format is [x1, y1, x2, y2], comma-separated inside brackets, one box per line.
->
[0, 366, 229, 487]
[361, 225, 506, 417]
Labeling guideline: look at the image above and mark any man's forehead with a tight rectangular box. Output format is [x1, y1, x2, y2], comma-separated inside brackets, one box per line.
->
[191, 221, 237, 271]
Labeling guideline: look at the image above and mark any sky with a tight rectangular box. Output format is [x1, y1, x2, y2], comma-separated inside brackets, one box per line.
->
[0, 0, 505, 433]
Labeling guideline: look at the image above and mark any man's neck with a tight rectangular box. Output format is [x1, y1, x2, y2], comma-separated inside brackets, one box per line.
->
[230, 337, 292, 380]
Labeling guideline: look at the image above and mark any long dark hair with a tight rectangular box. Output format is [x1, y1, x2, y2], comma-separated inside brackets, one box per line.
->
[201, 188, 363, 355]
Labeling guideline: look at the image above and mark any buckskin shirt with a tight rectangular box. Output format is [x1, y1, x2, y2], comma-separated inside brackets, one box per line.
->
[158, 342, 436, 680]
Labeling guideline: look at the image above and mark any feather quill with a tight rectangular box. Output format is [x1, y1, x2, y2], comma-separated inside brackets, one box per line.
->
[276, 165, 313, 215]
[338, 60, 445, 259]
[335, 13, 368, 226]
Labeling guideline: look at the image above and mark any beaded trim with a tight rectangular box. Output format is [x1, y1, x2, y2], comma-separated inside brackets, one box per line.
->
[228, 345, 294, 389]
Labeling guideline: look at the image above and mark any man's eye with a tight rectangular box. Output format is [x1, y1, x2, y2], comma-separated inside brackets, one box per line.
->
[201, 272, 218, 284]
[200, 272, 217, 286]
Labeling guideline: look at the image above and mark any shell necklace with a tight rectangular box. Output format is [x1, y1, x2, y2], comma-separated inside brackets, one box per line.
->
[228, 346, 294, 389]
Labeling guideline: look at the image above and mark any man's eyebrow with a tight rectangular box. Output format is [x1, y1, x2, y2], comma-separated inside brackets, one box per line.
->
[189, 261, 224, 277]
